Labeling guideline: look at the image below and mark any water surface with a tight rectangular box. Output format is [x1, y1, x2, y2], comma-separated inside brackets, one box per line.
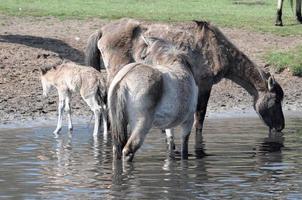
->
[0, 115, 302, 199]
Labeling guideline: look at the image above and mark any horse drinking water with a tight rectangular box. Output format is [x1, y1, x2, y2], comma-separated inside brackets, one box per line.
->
[86, 19, 285, 157]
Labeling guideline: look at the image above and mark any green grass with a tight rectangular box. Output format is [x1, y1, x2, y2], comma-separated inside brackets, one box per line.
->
[1, 0, 302, 75]
[0, 0, 302, 35]
[266, 46, 302, 76]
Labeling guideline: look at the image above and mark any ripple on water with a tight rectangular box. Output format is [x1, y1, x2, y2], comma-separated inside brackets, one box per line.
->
[0, 116, 302, 199]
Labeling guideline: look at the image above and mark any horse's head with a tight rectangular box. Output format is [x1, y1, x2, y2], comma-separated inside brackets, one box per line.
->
[255, 76, 285, 132]
[39, 62, 62, 97]
[98, 19, 143, 77]
[137, 36, 170, 63]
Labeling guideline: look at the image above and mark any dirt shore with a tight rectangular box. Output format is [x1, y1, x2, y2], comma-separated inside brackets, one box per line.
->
[0, 16, 301, 124]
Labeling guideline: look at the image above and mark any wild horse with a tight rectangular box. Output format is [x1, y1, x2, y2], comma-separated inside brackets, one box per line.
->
[86, 19, 285, 157]
[98, 20, 198, 161]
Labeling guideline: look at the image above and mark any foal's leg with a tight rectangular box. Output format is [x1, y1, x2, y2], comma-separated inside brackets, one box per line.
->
[122, 117, 153, 162]
[83, 96, 101, 137]
[54, 91, 67, 134]
[296, 0, 302, 22]
[275, 0, 284, 26]
[180, 116, 194, 160]
[194, 89, 211, 158]
[65, 91, 73, 131]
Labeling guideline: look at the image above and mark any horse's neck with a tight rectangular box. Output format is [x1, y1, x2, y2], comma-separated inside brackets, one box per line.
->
[224, 53, 267, 99]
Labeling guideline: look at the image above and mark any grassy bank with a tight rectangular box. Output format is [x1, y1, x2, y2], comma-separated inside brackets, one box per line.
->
[0, 0, 302, 36]
[266, 46, 302, 76]
[1, 0, 302, 75]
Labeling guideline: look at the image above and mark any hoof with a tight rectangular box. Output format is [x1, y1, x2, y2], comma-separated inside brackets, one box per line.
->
[53, 128, 61, 134]
[68, 126, 73, 131]
[123, 153, 134, 162]
[275, 21, 283, 26]
[195, 149, 208, 159]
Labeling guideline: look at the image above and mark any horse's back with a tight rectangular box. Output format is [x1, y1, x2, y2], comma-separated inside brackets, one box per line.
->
[58, 63, 102, 95]
[120, 63, 164, 104]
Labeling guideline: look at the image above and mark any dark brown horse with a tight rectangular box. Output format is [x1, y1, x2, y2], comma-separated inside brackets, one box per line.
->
[85, 19, 285, 157]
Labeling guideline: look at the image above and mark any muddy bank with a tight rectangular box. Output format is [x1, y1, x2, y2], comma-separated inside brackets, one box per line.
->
[0, 16, 301, 124]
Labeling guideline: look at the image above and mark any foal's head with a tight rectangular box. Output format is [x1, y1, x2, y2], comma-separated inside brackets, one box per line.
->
[255, 76, 285, 132]
[39, 62, 61, 97]
[40, 65, 57, 97]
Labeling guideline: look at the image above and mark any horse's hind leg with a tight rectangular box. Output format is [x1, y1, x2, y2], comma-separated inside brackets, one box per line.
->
[65, 91, 73, 131]
[180, 115, 194, 160]
[165, 129, 175, 159]
[83, 96, 101, 136]
[102, 113, 108, 137]
[296, 0, 302, 22]
[123, 117, 153, 162]
[54, 90, 67, 134]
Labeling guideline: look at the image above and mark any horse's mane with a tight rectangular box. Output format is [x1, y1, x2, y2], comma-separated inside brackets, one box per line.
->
[144, 37, 193, 71]
[197, 20, 272, 87]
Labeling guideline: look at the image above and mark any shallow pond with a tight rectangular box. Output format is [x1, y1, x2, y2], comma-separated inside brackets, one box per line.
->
[0, 114, 302, 199]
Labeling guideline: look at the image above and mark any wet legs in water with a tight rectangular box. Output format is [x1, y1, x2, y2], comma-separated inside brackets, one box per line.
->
[54, 90, 72, 134]
[165, 129, 175, 159]
[194, 89, 211, 158]
[180, 117, 194, 159]
[122, 117, 152, 162]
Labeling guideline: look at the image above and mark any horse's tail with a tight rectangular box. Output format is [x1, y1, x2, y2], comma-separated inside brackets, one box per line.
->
[96, 76, 109, 128]
[108, 63, 140, 158]
[96, 75, 107, 107]
[85, 30, 103, 71]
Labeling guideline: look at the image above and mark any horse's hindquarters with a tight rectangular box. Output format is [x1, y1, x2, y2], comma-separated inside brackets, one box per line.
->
[152, 68, 198, 129]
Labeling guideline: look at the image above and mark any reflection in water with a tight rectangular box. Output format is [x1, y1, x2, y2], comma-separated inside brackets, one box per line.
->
[0, 116, 302, 199]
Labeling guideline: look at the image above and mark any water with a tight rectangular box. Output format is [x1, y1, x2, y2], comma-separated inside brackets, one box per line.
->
[0, 115, 302, 199]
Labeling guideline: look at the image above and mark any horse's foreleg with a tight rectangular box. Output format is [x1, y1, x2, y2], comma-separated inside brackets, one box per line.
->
[276, 0, 284, 26]
[296, 0, 302, 22]
[165, 129, 175, 159]
[65, 91, 73, 131]
[54, 92, 66, 134]
[180, 116, 194, 160]
[194, 89, 211, 158]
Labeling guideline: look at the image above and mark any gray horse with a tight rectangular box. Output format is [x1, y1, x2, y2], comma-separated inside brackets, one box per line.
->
[98, 20, 198, 161]
[86, 19, 285, 157]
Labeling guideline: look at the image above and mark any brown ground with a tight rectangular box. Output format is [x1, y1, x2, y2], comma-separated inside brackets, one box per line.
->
[0, 15, 301, 124]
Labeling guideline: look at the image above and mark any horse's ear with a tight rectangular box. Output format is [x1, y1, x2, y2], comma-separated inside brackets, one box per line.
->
[132, 25, 142, 38]
[40, 66, 48, 75]
[141, 35, 151, 46]
[40, 63, 55, 75]
[268, 76, 276, 91]
[193, 20, 208, 28]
